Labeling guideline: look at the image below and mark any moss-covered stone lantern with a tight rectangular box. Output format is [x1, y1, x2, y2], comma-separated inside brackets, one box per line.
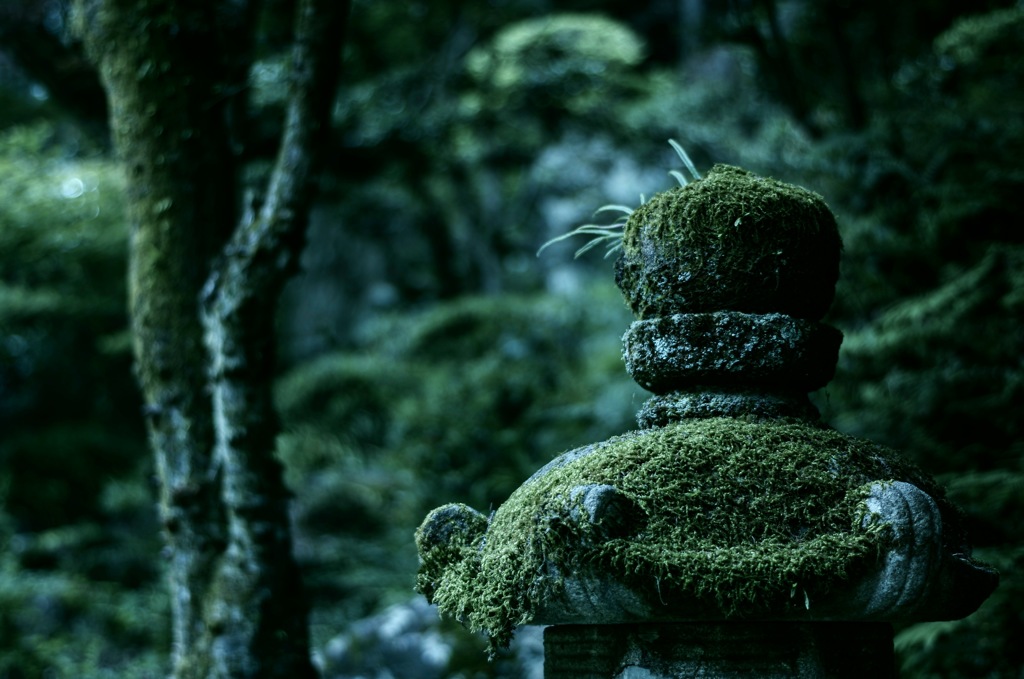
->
[415, 164, 998, 677]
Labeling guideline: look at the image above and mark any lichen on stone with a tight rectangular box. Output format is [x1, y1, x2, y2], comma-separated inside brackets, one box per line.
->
[615, 164, 842, 320]
[635, 389, 820, 428]
[622, 311, 843, 393]
[414, 417, 958, 653]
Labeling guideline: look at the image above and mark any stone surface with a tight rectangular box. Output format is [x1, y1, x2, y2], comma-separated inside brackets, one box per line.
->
[414, 160, 998, 668]
[567, 484, 641, 540]
[415, 503, 488, 604]
[544, 622, 895, 678]
[853, 481, 944, 618]
[622, 312, 842, 393]
[636, 389, 820, 428]
[826, 481, 999, 622]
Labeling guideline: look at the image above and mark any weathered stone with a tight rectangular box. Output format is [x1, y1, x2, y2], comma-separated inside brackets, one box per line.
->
[852, 481, 944, 618]
[415, 503, 487, 603]
[413, 418, 997, 650]
[819, 481, 999, 622]
[544, 622, 895, 679]
[417, 503, 487, 555]
[636, 389, 819, 428]
[414, 160, 998, 670]
[567, 484, 641, 540]
[622, 312, 842, 393]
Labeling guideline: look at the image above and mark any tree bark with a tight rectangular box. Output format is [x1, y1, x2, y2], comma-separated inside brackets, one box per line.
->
[73, 0, 347, 676]
[199, 1, 345, 675]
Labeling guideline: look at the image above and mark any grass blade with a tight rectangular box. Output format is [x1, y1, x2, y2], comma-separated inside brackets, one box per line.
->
[668, 138, 701, 180]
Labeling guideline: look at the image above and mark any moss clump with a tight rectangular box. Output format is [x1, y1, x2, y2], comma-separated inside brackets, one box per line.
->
[416, 418, 956, 651]
[415, 503, 488, 606]
[615, 165, 841, 320]
[465, 13, 644, 117]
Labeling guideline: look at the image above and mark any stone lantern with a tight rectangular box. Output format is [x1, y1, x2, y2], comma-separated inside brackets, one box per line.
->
[415, 164, 998, 677]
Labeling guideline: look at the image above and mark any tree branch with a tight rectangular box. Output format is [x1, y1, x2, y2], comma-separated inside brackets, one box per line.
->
[207, 0, 347, 308]
[197, 0, 349, 675]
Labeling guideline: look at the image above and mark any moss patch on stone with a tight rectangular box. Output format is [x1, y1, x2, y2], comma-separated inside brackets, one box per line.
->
[416, 418, 954, 652]
[415, 503, 489, 610]
[615, 164, 841, 320]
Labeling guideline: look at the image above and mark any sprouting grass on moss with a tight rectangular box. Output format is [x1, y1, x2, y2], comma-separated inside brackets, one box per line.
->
[536, 202, 637, 259]
[537, 139, 702, 260]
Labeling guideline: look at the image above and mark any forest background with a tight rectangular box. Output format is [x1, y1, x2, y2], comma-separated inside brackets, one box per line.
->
[0, 0, 1022, 677]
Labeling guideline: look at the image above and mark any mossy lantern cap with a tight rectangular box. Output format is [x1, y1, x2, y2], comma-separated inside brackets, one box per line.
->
[615, 164, 842, 320]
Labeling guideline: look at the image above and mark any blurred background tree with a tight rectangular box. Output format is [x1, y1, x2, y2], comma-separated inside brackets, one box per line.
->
[1, 1, 1021, 677]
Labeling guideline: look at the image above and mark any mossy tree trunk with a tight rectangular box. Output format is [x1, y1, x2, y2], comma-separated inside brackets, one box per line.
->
[72, 1, 347, 676]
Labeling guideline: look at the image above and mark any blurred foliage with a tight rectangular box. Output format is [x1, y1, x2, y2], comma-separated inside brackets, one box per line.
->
[276, 288, 641, 652]
[465, 13, 645, 124]
[826, 247, 1024, 474]
[0, 122, 144, 530]
[0, 123, 163, 675]
[894, 7, 1024, 265]
[813, 10, 1024, 677]
[2, 1, 1023, 677]
[895, 546, 1024, 678]
[0, 500, 167, 678]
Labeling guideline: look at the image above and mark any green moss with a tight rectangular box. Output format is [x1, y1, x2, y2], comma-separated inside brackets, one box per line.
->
[275, 353, 417, 449]
[934, 7, 1024, 71]
[416, 504, 488, 604]
[465, 13, 644, 117]
[417, 417, 954, 651]
[615, 164, 841, 320]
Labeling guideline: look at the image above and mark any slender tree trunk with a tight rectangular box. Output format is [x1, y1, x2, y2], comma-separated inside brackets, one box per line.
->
[73, 0, 348, 676]
[73, 3, 237, 674]
[199, 1, 345, 675]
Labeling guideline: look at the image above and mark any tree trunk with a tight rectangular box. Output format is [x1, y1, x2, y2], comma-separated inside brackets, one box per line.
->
[72, 0, 347, 676]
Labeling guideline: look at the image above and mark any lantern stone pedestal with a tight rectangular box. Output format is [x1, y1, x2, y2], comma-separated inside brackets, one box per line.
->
[415, 165, 998, 677]
[544, 622, 894, 678]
